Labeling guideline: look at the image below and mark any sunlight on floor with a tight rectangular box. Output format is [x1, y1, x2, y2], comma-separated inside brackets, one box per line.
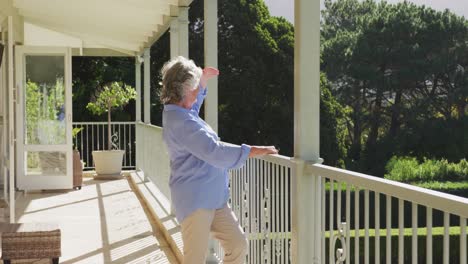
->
[14, 177, 177, 264]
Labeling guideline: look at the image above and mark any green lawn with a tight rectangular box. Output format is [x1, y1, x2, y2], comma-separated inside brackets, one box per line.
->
[326, 226, 464, 238]
[324, 180, 468, 193]
[248, 227, 465, 240]
[413, 181, 468, 191]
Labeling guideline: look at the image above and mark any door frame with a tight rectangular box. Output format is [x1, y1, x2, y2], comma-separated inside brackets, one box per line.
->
[15, 45, 73, 190]
[1, 16, 16, 222]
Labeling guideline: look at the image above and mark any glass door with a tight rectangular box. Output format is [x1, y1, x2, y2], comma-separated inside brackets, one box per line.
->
[1, 16, 16, 222]
[16, 46, 72, 190]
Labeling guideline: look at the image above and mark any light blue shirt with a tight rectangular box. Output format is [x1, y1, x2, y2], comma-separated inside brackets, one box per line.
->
[162, 86, 251, 223]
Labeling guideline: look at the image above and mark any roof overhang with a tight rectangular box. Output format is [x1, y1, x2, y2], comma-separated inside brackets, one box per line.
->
[1, 0, 193, 56]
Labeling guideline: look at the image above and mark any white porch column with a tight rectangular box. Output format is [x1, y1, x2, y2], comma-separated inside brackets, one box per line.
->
[135, 56, 142, 122]
[203, 1, 219, 262]
[143, 48, 151, 124]
[178, 7, 189, 58]
[170, 19, 179, 58]
[292, 0, 321, 263]
[204, 0, 218, 133]
[170, 7, 189, 58]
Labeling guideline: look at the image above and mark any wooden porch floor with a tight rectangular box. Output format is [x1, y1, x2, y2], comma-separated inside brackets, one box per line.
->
[13, 176, 178, 264]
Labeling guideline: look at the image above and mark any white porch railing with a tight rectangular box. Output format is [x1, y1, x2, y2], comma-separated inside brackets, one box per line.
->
[135, 122, 171, 198]
[72, 122, 136, 169]
[135, 123, 468, 264]
[214, 155, 294, 263]
[311, 164, 468, 264]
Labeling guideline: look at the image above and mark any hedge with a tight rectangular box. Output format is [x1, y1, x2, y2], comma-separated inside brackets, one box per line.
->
[385, 157, 468, 182]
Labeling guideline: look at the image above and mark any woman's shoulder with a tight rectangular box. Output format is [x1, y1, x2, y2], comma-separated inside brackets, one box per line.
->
[164, 110, 200, 130]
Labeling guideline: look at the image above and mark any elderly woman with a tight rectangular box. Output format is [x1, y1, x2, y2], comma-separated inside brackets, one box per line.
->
[161, 56, 278, 264]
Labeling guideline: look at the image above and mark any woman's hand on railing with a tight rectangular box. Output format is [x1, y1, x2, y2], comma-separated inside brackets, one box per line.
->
[248, 145, 279, 157]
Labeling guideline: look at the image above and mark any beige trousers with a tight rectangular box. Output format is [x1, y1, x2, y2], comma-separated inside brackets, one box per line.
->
[181, 206, 248, 264]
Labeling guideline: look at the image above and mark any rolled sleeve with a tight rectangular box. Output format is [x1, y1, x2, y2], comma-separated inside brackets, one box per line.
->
[179, 119, 251, 169]
[231, 144, 251, 169]
[191, 86, 208, 114]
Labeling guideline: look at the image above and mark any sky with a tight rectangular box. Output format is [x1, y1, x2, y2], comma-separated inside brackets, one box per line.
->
[263, 0, 468, 23]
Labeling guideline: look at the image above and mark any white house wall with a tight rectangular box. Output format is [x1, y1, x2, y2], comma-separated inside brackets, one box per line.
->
[24, 22, 82, 48]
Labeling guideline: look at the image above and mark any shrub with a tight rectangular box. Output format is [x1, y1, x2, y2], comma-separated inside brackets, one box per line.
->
[384, 156, 419, 182]
[385, 156, 468, 183]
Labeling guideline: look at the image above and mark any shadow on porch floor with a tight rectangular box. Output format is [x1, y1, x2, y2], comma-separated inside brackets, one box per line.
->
[12, 176, 178, 264]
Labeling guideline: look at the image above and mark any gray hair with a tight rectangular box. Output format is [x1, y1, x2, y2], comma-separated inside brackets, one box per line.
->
[160, 56, 202, 104]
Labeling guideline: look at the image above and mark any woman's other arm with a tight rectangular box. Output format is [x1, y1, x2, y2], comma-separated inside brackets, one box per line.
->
[192, 67, 219, 113]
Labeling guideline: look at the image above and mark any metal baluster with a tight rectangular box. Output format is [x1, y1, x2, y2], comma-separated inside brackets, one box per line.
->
[364, 189, 369, 264]
[427, 208, 432, 264]
[80, 125, 84, 164]
[93, 124, 97, 150]
[233, 169, 237, 219]
[345, 184, 350, 264]
[355, 187, 359, 264]
[335, 181, 345, 264]
[123, 124, 127, 167]
[248, 159, 253, 262]
[259, 159, 264, 263]
[443, 212, 449, 264]
[240, 161, 245, 230]
[461, 217, 467, 264]
[103, 123, 106, 150]
[86, 124, 89, 168]
[245, 159, 251, 262]
[254, 159, 258, 264]
[337, 181, 342, 235]
[128, 124, 133, 167]
[412, 203, 418, 264]
[237, 168, 241, 222]
[329, 179, 334, 264]
[265, 161, 271, 264]
[375, 192, 380, 264]
[253, 159, 257, 263]
[286, 166, 290, 264]
[322, 177, 326, 264]
[398, 199, 404, 264]
[386, 196, 392, 264]
[275, 163, 280, 263]
[118, 124, 121, 151]
[281, 166, 286, 264]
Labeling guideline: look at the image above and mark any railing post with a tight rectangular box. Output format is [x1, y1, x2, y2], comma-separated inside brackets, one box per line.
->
[135, 123, 141, 173]
[293, 0, 321, 261]
[143, 48, 151, 124]
[135, 57, 142, 122]
[292, 160, 322, 264]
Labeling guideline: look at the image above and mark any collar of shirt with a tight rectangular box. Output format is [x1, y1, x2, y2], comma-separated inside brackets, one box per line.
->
[164, 104, 191, 113]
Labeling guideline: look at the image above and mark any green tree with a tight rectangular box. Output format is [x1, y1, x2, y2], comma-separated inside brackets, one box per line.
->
[86, 82, 136, 150]
[151, 0, 296, 155]
[320, 74, 348, 167]
[72, 57, 135, 122]
[322, 0, 468, 175]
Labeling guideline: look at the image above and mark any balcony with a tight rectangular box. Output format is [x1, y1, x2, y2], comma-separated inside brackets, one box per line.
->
[133, 122, 468, 264]
[3, 120, 466, 263]
[1, 0, 467, 262]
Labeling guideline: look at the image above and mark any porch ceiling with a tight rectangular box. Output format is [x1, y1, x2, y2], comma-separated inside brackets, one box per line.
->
[9, 0, 193, 55]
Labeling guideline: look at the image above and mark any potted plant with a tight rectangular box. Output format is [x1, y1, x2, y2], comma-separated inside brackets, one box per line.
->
[72, 127, 83, 189]
[87, 82, 136, 178]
